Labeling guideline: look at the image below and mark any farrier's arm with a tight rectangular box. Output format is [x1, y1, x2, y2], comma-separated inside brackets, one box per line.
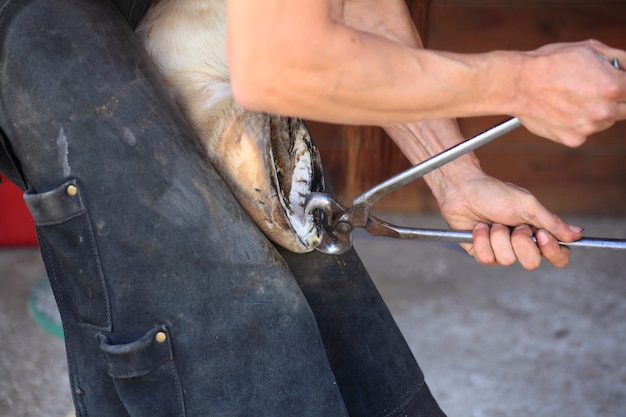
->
[327, 0, 581, 269]
[227, 0, 626, 147]
[226, 0, 624, 269]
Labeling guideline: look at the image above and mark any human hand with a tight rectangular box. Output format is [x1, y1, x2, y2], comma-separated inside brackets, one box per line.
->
[514, 40, 626, 147]
[436, 172, 584, 270]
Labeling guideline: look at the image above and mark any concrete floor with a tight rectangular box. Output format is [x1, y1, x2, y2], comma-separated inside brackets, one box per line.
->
[1, 213, 625, 417]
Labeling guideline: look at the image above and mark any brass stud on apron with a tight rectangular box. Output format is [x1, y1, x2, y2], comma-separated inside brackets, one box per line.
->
[66, 184, 78, 197]
[155, 331, 167, 343]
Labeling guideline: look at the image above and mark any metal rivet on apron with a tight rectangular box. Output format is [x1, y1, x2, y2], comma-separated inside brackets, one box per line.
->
[66, 185, 78, 196]
[155, 331, 167, 343]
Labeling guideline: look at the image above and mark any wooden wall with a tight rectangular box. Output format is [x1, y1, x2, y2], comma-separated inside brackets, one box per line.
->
[307, 0, 626, 216]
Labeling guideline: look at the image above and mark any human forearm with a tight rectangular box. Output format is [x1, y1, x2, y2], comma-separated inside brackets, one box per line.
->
[227, 1, 626, 146]
[226, 0, 593, 269]
[228, 5, 517, 125]
[383, 119, 483, 206]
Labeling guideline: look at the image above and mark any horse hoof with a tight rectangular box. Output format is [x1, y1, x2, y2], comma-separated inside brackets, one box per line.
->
[137, 0, 324, 252]
[205, 109, 325, 253]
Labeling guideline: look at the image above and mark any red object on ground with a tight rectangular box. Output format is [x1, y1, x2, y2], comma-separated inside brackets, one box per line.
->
[0, 174, 37, 246]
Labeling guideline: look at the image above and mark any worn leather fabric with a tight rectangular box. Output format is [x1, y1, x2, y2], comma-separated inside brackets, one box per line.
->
[278, 244, 446, 417]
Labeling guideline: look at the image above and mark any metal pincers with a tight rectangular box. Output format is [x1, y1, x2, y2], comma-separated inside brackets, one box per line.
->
[306, 118, 626, 254]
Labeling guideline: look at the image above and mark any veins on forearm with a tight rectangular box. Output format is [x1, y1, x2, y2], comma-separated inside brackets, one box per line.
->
[384, 119, 484, 204]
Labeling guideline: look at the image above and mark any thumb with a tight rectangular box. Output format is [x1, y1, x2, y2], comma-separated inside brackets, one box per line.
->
[532, 210, 584, 243]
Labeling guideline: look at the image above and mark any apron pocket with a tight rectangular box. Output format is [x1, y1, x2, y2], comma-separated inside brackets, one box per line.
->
[97, 325, 186, 417]
[24, 179, 111, 330]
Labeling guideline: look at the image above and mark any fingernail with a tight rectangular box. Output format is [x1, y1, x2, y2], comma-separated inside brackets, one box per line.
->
[474, 222, 489, 230]
[536, 230, 549, 246]
[569, 225, 584, 234]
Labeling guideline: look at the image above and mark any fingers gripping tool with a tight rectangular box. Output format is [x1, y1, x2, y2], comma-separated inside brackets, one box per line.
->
[305, 118, 626, 255]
